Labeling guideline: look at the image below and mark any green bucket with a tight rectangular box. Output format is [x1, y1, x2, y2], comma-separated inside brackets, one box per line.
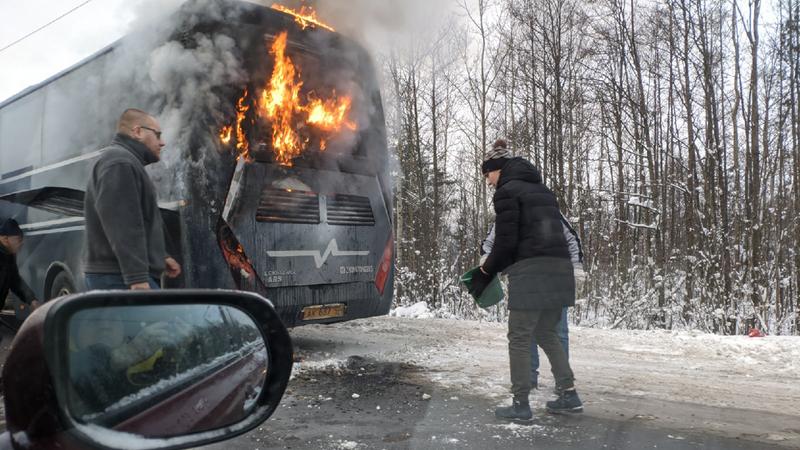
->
[460, 267, 504, 308]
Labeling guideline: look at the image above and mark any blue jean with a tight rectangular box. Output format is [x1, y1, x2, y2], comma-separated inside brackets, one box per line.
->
[531, 306, 569, 386]
[84, 273, 160, 290]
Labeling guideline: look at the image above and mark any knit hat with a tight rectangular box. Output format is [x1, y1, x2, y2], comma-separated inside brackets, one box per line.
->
[0, 218, 22, 236]
[481, 139, 513, 174]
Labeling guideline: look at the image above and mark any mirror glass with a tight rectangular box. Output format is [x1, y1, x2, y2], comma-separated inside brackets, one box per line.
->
[65, 304, 268, 438]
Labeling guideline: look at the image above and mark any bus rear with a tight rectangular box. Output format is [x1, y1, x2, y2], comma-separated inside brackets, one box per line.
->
[177, 5, 394, 327]
[0, 2, 394, 327]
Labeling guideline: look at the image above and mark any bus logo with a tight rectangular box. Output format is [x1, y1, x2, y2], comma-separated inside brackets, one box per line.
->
[267, 239, 369, 269]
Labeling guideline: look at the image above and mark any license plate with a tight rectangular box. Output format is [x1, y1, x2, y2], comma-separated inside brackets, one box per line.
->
[301, 304, 347, 321]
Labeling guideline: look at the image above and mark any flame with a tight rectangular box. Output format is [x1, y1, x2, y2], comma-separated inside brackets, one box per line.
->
[262, 32, 305, 166]
[271, 4, 335, 32]
[232, 89, 252, 161]
[218, 30, 356, 167]
[219, 125, 233, 145]
[307, 96, 356, 132]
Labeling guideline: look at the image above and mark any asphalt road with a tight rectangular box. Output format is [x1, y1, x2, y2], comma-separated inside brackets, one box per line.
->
[0, 322, 794, 449]
[206, 335, 791, 450]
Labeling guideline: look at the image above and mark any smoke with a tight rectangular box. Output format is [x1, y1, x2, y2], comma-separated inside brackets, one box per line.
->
[96, 0, 254, 202]
[249, 0, 458, 57]
[77, 0, 449, 202]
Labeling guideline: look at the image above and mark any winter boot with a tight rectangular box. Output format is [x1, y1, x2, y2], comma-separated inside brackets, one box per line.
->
[546, 388, 583, 414]
[495, 398, 533, 421]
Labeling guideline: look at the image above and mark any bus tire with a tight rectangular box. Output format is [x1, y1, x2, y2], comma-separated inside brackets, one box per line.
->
[49, 271, 76, 300]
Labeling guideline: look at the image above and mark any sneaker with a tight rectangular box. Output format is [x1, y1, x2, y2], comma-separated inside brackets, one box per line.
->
[495, 399, 533, 421]
[546, 389, 583, 414]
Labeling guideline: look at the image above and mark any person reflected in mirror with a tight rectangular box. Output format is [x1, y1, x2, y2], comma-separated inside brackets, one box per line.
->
[1, 219, 40, 313]
[480, 213, 586, 392]
[69, 311, 193, 418]
[471, 139, 583, 420]
[83, 109, 181, 291]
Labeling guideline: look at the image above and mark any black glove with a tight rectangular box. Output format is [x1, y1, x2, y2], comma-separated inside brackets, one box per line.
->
[469, 269, 492, 297]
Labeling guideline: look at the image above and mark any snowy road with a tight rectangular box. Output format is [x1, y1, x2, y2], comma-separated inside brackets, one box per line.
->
[211, 316, 800, 449]
[1, 316, 798, 448]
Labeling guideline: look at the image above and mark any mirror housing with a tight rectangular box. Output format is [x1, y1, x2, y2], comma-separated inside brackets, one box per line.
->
[1, 290, 293, 450]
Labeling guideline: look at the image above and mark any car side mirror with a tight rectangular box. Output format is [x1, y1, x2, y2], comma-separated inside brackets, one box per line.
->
[1, 290, 293, 450]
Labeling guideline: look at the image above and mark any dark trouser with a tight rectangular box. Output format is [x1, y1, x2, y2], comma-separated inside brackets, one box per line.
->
[508, 308, 574, 401]
[531, 306, 569, 385]
[84, 273, 160, 290]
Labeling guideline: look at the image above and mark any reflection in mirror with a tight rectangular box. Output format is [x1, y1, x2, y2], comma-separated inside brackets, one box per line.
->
[66, 304, 268, 438]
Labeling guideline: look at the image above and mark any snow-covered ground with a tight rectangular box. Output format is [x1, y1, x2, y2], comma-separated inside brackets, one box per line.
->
[290, 303, 800, 447]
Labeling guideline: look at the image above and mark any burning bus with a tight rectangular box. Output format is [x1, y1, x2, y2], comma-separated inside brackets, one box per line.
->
[0, 1, 394, 327]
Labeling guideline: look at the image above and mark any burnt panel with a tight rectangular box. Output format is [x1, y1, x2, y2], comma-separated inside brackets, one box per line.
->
[256, 188, 320, 224]
[326, 194, 374, 226]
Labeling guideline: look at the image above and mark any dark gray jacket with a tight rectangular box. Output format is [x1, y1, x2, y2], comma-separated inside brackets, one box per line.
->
[83, 134, 166, 285]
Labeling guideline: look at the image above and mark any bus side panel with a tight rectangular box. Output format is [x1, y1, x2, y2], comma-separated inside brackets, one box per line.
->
[178, 153, 238, 293]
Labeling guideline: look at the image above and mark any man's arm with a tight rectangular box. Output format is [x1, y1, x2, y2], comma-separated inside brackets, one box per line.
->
[482, 190, 520, 276]
[93, 163, 151, 286]
[481, 223, 496, 256]
[560, 213, 583, 264]
[9, 262, 37, 305]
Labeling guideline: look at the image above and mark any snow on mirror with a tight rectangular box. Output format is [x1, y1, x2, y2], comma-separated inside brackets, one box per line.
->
[66, 304, 268, 438]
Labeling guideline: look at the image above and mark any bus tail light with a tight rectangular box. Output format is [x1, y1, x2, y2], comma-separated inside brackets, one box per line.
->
[375, 234, 393, 295]
[217, 221, 264, 290]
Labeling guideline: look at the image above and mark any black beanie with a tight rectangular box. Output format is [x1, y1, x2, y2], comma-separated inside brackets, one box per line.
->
[0, 219, 23, 236]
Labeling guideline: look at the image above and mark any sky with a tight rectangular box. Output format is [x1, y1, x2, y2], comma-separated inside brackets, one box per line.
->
[0, 0, 155, 103]
[0, 0, 455, 104]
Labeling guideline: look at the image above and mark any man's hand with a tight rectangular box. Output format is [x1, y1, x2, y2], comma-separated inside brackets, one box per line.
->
[469, 269, 492, 297]
[164, 257, 182, 279]
[30, 300, 41, 310]
[130, 282, 151, 290]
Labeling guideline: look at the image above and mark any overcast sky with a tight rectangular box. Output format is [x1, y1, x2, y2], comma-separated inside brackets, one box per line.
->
[0, 0, 156, 103]
[0, 0, 453, 104]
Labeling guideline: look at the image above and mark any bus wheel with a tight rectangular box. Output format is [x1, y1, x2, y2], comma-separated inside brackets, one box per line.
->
[50, 272, 76, 300]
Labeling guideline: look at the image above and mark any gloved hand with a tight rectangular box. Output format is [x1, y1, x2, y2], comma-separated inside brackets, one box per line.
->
[469, 269, 492, 297]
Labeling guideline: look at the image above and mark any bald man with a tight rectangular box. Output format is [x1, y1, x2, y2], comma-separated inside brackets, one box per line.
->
[83, 109, 181, 291]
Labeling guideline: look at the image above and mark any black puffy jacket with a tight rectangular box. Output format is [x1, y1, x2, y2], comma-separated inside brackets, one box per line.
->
[482, 158, 574, 310]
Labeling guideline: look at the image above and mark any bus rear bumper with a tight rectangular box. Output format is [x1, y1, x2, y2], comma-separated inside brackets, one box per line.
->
[263, 281, 392, 327]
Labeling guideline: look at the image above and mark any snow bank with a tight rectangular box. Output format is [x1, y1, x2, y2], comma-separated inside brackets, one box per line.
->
[390, 301, 435, 319]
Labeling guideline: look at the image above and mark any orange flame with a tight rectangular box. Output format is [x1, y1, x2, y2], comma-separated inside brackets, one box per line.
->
[271, 4, 335, 32]
[218, 31, 356, 167]
[219, 125, 233, 145]
[262, 32, 305, 166]
[234, 89, 251, 161]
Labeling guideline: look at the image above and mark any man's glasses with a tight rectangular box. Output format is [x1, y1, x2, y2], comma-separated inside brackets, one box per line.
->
[138, 125, 162, 140]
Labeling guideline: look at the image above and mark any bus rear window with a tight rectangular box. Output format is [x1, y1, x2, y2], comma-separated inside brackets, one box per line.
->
[217, 32, 375, 168]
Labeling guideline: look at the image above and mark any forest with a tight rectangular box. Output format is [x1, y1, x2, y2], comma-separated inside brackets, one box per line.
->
[380, 0, 800, 335]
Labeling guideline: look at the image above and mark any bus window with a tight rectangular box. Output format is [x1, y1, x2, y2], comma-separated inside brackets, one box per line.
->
[0, 93, 43, 177]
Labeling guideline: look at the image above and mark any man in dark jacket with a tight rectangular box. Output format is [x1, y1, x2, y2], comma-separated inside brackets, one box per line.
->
[83, 109, 181, 290]
[0, 219, 39, 311]
[471, 140, 582, 419]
